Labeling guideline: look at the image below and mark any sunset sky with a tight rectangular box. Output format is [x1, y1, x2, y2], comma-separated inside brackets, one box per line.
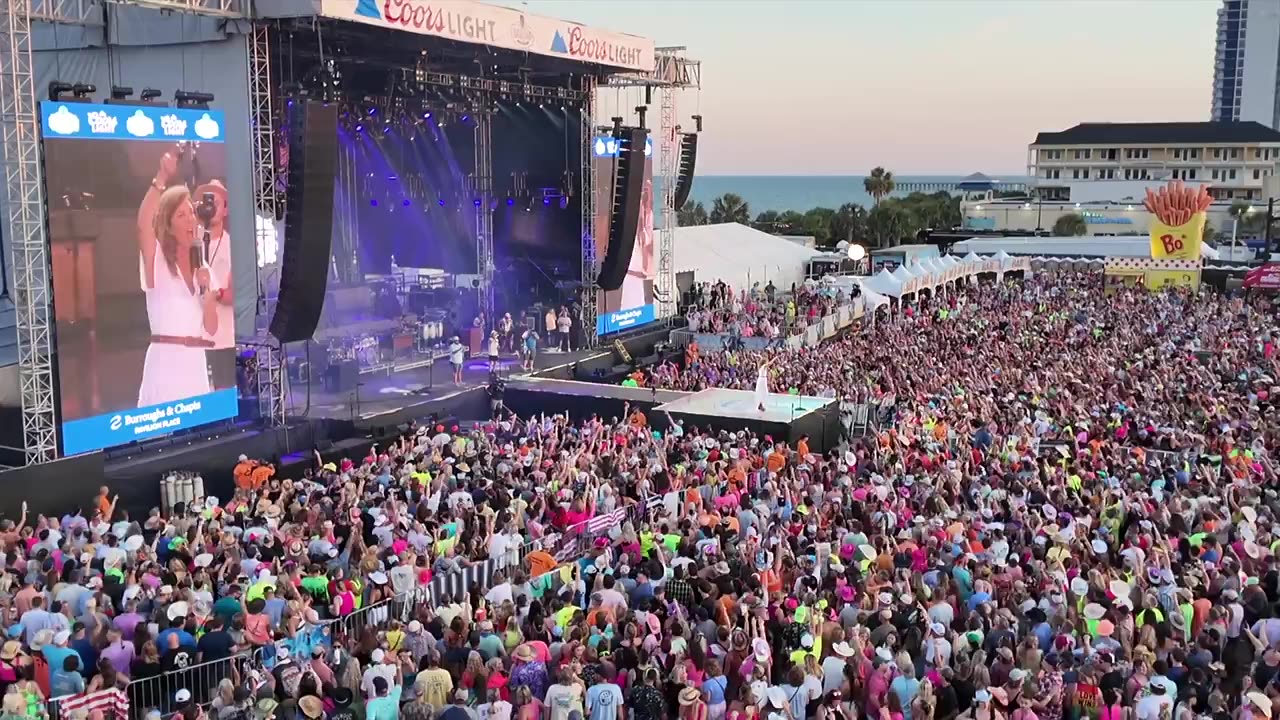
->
[520, 0, 1220, 176]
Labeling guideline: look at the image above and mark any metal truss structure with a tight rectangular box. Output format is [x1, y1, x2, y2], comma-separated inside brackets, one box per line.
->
[604, 48, 701, 321]
[247, 21, 277, 329]
[473, 113, 494, 324]
[1, 0, 56, 463]
[2, 0, 250, 464]
[579, 75, 599, 350]
[246, 341, 285, 427]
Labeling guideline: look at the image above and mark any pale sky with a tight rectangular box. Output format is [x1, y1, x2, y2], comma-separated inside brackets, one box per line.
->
[518, 0, 1220, 176]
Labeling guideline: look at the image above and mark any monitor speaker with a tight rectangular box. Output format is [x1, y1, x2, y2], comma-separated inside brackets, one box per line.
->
[269, 101, 338, 344]
[673, 133, 698, 211]
[598, 127, 648, 291]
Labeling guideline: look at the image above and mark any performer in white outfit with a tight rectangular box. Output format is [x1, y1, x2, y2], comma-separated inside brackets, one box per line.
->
[135, 150, 220, 408]
[754, 358, 773, 412]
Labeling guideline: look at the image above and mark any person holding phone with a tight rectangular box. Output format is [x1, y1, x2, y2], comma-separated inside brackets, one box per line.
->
[134, 149, 219, 408]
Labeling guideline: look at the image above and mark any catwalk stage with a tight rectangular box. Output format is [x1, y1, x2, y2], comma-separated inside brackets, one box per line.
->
[655, 388, 841, 451]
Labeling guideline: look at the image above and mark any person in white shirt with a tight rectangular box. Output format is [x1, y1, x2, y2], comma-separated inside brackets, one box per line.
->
[194, 180, 235, 389]
[1135, 682, 1173, 720]
[449, 336, 466, 384]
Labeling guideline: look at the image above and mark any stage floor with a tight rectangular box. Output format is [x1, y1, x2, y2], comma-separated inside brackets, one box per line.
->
[289, 348, 607, 421]
[655, 388, 833, 424]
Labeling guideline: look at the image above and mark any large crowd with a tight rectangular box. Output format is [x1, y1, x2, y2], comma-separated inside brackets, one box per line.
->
[683, 281, 844, 340]
[3, 272, 1280, 720]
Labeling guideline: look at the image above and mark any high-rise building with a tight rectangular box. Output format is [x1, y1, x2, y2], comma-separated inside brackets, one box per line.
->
[1212, 0, 1280, 129]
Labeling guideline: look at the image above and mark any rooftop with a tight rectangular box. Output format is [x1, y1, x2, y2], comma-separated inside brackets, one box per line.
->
[1033, 121, 1280, 146]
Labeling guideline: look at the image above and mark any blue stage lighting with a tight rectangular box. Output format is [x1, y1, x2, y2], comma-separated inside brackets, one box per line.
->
[474, 198, 482, 207]
[439, 198, 446, 207]
[402, 199, 411, 207]
[506, 198, 514, 206]
[543, 197, 551, 206]
[367, 107, 377, 116]
[370, 199, 378, 207]
[355, 124, 363, 132]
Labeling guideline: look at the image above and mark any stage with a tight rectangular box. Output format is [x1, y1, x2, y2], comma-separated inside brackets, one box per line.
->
[654, 388, 841, 452]
[290, 347, 611, 422]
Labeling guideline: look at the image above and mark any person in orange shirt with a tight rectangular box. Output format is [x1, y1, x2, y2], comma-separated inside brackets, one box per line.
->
[796, 435, 810, 458]
[250, 462, 275, 491]
[766, 448, 787, 474]
[525, 548, 557, 578]
[233, 455, 255, 490]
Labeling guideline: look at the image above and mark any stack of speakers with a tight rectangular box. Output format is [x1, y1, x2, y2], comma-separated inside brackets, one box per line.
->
[597, 127, 649, 292]
[269, 101, 339, 344]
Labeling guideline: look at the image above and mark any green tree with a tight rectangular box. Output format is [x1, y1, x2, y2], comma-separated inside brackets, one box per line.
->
[1052, 213, 1087, 236]
[709, 193, 751, 225]
[828, 203, 869, 246]
[801, 207, 836, 244]
[864, 167, 896, 206]
[1203, 225, 1219, 245]
[777, 210, 806, 231]
[867, 201, 909, 247]
[678, 200, 709, 226]
[752, 210, 782, 232]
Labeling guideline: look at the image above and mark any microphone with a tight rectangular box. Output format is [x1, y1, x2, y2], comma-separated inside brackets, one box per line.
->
[189, 245, 206, 295]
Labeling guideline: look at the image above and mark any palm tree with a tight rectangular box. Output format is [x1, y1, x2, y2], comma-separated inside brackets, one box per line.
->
[1228, 199, 1260, 248]
[828, 203, 869, 246]
[864, 167, 896, 206]
[677, 200, 709, 226]
[709, 193, 751, 225]
[867, 202, 908, 247]
[1052, 213, 1087, 237]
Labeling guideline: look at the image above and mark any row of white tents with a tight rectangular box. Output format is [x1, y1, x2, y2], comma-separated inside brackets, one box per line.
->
[857, 250, 1031, 310]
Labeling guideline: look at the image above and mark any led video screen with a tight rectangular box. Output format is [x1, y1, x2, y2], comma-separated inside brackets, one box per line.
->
[592, 133, 657, 335]
[41, 101, 239, 455]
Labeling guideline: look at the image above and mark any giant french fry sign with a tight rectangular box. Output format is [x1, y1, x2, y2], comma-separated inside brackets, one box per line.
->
[1144, 180, 1211, 261]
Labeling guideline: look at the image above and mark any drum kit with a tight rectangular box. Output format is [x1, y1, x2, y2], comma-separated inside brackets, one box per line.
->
[327, 335, 381, 368]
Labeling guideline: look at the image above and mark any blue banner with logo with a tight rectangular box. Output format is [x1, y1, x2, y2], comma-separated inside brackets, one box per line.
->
[597, 304, 657, 336]
[62, 389, 239, 456]
[41, 101, 225, 143]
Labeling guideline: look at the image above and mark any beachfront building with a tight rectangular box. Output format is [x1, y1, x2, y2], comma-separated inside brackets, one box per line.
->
[961, 121, 1280, 237]
[1212, 0, 1280, 129]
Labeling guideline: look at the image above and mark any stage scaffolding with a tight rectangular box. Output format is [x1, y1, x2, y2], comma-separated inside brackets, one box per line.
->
[579, 75, 598, 350]
[474, 109, 494, 325]
[0, 0, 251, 464]
[604, 48, 701, 321]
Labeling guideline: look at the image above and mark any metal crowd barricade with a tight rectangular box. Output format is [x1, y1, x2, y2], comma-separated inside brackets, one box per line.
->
[122, 652, 254, 720]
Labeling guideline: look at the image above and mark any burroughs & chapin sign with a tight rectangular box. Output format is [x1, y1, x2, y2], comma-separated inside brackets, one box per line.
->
[324, 0, 654, 72]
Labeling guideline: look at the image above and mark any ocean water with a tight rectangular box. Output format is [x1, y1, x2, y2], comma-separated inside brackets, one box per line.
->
[683, 175, 986, 214]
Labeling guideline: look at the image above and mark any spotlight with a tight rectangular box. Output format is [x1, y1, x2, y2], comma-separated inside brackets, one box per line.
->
[439, 198, 446, 207]
[423, 112, 432, 119]
[692, 114, 703, 132]
[403, 199, 411, 207]
[474, 198, 482, 208]
[355, 124, 364, 133]
[174, 90, 215, 108]
[140, 88, 162, 102]
[461, 114, 470, 123]
[370, 199, 378, 207]
[506, 198, 514, 207]
[635, 105, 648, 128]
[47, 82, 73, 101]
[72, 83, 96, 99]
[543, 197, 551, 207]
[367, 107, 378, 116]
[110, 86, 134, 100]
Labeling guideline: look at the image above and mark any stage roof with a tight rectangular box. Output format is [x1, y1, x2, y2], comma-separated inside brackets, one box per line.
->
[256, 0, 654, 72]
[675, 223, 818, 291]
[950, 236, 1221, 260]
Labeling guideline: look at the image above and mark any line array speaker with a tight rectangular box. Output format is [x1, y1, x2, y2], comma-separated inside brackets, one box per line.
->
[673, 133, 698, 210]
[270, 101, 338, 344]
[598, 127, 649, 291]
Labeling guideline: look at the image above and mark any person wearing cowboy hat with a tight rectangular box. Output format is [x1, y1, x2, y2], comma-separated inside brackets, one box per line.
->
[191, 177, 235, 388]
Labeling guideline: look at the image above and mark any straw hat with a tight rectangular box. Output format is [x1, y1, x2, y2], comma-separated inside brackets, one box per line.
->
[0, 641, 22, 661]
[512, 644, 536, 662]
[1083, 603, 1106, 620]
[678, 687, 702, 706]
[298, 696, 323, 719]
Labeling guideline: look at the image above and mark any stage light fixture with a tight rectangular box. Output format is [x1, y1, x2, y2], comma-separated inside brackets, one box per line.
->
[355, 124, 364, 133]
[140, 88, 162, 102]
[439, 198, 446, 207]
[506, 198, 514, 207]
[543, 197, 551, 207]
[635, 105, 648, 128]
[370, 200, 378, 207]
[473, 198, 482, 208]
[368, 107, 378, 116]
[559, 196, 569, 210]
[110, 86, 134, 100]
[47, 82, 73, 101]
[174, 90, 215, 108]
[693, 114, 704, 132]
[72, 83, 96, 99]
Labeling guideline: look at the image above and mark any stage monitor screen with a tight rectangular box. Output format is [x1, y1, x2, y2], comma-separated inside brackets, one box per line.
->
[592, 134, 657, 336]
[41, 101, 239, 455]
